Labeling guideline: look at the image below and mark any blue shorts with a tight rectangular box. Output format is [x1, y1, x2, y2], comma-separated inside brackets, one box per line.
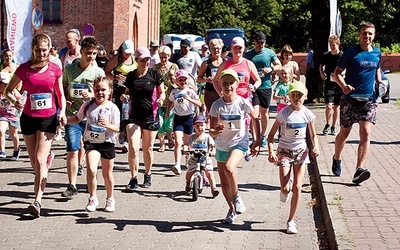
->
[173, 114, 194, 135]
[215, 146, 247, 162]
[64, 121, 86, 151]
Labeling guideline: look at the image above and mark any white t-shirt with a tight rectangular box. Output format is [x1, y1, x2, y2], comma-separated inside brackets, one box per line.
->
[209, 96, 253, 151]
[177, 51, 202, 78]
[277, 105, 316, 150]
[186, 133, 214, 171]
[77, 100, 120, 144]
[169, 88, 199, 116]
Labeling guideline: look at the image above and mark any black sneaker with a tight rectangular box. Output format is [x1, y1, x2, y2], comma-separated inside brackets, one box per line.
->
[143, 174, 152, 188]
[61, 184, 78, 198]
[11, 147, 21, 161]
[27, 201, 41, 218]
[352, 168, 371, 184]
[332, 156, 342, 176]
[330, 126, 337, 136]
[77, 164, 83, 176]
[125, 178, 138, 192]
[323, 124, 330, 135]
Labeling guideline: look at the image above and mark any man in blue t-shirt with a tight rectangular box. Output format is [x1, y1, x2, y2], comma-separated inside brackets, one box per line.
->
[245, 31, 281, 147]
[331, 22, 382, 184]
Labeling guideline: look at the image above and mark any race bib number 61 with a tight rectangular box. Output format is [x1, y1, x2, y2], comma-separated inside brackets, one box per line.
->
[30, 93, 52, 110]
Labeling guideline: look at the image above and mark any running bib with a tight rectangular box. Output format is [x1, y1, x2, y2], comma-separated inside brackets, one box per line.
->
[285, 122, 307, 138]
[86, 124, 106, 143]
[70, 83, 89, 98]
[30, 93, 52, 110]
[220, 114, 241, 131]
[174, 92, 186, 106]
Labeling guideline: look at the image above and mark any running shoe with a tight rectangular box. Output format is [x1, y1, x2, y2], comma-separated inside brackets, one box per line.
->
[352, 168, 371, 184]
[61, 184, 78, 198]
[330, 126, 337, 136]
[125, 178, 138, 192]
[232, 195, 246, 214]
[27, 201, 41, 218]
[287, 220, 298, 234]
[0, 151, 6, 159]
[104, 198, 116, 212]
[332, 156, 342, 176]
[77, 164, 84, 176]
[86, 197, 99, 212]
[171, 164, 181, 175]
[222, 209, 237, 224]
[143, 174, 152, 188]
[11, 147, 21, 161]
[323, 124, 330, 135]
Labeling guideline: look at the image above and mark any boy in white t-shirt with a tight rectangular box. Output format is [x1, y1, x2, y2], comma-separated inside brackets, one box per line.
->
[209, 68, 261, 225]
[267, 81, 319, 234]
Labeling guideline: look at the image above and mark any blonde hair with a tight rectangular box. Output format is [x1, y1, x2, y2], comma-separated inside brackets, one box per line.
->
[328, 35, 340, 44]
[30, 34, 51, 69]
[158, 46, 171, 55]
[280, 44, 293, 60]
[209, 38, 224, 49]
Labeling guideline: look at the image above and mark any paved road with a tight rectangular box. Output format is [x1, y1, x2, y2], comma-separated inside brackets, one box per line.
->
[0, 115, 320, 249]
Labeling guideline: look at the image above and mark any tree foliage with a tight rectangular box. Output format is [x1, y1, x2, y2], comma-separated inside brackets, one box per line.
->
[160, 0, 400, 53]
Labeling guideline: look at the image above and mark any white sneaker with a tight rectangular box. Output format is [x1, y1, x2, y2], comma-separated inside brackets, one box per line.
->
[171, 164, 181, 175]
[287, 220, 298, 234]
[85, 197, 99, 212]
[280, 191, 290, 203]
[222, 209, 237, 224]
[104, 198, 116, 212]
[232, 195, 246, 214]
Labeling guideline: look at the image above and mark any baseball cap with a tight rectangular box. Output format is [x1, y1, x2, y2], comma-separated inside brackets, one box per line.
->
[193, 114, 206, 124]
[122, 40, 134, 54]
[220, 68, 239, 82]
[135, 46, 151, 60]
[231, 37, 245, 48]
[176, 69, 189, 79]
[180, 39, 191, 47]
[254, 31, 266, 43]
[150, 40, 159, 47]
[0, 72, 11, 84]
[288, 81, 307, 95]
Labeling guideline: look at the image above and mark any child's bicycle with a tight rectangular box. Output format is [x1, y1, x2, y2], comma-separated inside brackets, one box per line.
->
[184, 144, 208, 201]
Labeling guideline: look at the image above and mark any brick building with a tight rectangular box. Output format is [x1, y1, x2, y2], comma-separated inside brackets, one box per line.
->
[1, 0, 160, 54]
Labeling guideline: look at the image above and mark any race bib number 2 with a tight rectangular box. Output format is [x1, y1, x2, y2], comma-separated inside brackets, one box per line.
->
[285, 122, 307, 138]
[30, 93, 52, 110]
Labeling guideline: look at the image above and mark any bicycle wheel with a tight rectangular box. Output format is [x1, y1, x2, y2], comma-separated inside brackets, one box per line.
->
[192, 175, 199, 201]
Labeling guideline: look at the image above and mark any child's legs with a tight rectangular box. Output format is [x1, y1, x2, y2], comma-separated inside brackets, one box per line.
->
[86, 150, 101, 198]
[224, 149, 244, 197]
[173, 130, 184, 165]
[185, 170, 195, 184]
[101, 157, 114, 199]
[288, 163, 306, 221]
[205, 170, 217, 188]
[0, 121, 7, 151]
[141, 129, 158, 175]
[126, 123, 141, 177]
[9, 123, 20, 150]
[279, 165, 292, 195]
[217, 161, 234, 210]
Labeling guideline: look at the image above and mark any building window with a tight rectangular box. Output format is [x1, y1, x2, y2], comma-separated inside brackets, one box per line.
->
[42, 0, 61, 24]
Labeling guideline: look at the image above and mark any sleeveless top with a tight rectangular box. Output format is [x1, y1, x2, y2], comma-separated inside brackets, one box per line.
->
[114, 55, 137, 76]
[224, 58, 252, 98]
[204, 58, 220, 92]
[63, 50, 81, 66]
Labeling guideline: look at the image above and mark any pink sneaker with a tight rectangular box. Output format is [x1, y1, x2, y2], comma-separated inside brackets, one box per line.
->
[46, 152, 55, 169]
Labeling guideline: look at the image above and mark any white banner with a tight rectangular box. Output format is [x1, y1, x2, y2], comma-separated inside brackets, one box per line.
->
[329, 0, 337, 36]
[5, 0, 33, 64]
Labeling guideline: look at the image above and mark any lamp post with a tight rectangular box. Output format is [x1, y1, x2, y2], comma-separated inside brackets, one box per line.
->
[1, 0, 5, 47]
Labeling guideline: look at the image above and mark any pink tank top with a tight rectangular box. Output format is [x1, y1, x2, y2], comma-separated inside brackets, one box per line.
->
[224, 58, 252, 98]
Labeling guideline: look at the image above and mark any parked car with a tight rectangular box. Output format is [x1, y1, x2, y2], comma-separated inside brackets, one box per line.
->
[378, 69, 391, 103]
[205, 28, 248, 47]
[161, 34, 205, 54]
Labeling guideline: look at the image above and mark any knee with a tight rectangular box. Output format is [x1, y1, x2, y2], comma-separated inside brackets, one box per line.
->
[291, 183, 302, 194]
[224, 164, 235, 177]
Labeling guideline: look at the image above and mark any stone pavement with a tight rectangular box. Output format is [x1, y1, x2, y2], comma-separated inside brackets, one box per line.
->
[310, 102, 400, 250]
[0, 113, 321, 249]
